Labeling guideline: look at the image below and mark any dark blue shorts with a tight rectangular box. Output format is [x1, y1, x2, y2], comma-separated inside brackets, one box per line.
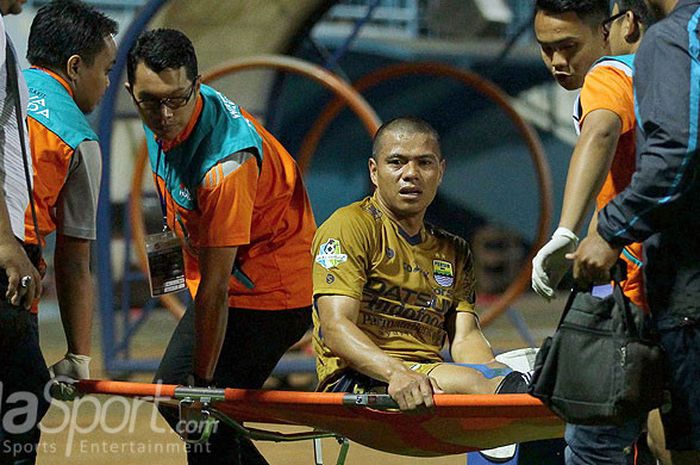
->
[656, 319, 700, 450]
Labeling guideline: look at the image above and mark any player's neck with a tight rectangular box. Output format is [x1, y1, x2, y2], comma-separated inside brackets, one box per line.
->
[372, 193, 425, 236]
[396, 217, 423, 237]
[385, 208, 424, 237]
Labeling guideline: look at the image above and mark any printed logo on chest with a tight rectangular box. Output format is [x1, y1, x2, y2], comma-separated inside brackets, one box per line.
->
[432, 259, 454, 288]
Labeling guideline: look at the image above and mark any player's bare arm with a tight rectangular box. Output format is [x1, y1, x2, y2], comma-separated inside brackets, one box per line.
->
[194, 246, 237, 382]
[559, 109, 622, 233]
[317, 294, 438, 410]
[0, 191, 41, 308]
[447, 311, 496, 365]
[54, 234, 93, 356]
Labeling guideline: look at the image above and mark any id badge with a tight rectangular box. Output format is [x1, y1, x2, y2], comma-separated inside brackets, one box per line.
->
[145, 230, 187, 297]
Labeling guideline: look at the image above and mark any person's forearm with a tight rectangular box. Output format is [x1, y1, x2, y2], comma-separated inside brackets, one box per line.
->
[0, 190, 18, 244]
[559, 115, 620, 233]
[451, 332, 495, 364]
[587, 210, 599, 236]
[324, 317, 408, 383]
[54, 236, 93, 355]
[0, 189, 41, 307]
[193, 246, 237, 383]
[193, 286, 228, 382]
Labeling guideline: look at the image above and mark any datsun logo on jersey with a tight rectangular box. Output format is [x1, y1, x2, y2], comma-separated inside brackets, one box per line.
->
[315, 238, 347, 269]
[432, 260, 454, 287]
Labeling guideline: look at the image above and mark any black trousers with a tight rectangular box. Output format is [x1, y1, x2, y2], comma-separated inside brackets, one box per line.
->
[0, 312, 51, 465]
[154, 305, 311, 465]
[0, 244, 50, 465]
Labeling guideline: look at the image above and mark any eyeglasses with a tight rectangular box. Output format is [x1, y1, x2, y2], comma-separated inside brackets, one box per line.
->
[601, 10, 630, 34]
[131, 77, 200, 112]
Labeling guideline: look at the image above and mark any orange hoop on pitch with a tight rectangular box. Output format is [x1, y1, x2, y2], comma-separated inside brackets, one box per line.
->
[129, 55, 382, 319]
[299, 62, 553, 327]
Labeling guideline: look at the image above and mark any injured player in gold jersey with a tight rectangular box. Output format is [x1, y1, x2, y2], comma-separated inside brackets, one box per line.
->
[311, 117, 531, 412]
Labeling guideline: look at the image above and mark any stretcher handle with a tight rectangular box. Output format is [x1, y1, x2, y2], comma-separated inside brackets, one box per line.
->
[178, 397, 219, 445]
[342, 393, 400, 410]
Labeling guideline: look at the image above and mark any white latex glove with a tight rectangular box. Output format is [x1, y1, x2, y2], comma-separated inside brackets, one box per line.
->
[48, 353, 91, 401]
[531, 227, 578, 300]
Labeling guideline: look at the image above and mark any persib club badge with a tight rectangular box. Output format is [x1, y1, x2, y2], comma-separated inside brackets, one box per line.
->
[315, 238, 348, 270]
[433, 259, 454, 287]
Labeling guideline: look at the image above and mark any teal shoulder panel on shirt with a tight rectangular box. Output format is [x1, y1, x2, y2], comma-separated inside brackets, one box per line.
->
[593, 54, 635, 73]
[144, 84, 264, 211]
[23, 68, 98, 149]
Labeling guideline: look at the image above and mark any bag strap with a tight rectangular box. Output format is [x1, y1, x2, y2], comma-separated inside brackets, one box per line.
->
[5, 37, 41, 258]
[556, 260, 638, 334]
[610, 260, 640, 338]
[555, 286, 580, 328]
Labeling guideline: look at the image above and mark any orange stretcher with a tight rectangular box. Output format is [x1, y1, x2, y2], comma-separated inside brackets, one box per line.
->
[77, 380, 564, 463]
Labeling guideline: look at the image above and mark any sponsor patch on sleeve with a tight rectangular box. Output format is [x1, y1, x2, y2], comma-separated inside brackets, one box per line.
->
[315, 238, 348, 270]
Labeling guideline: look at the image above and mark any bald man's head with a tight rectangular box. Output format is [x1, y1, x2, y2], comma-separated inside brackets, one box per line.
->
[372, 117, 441, 160]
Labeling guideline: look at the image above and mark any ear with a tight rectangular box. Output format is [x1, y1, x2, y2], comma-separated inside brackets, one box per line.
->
[66, 55, 82, 81]
[624, 12, 641, 43]
[368, 157, 378, 187]
[438, 158, 446, 185]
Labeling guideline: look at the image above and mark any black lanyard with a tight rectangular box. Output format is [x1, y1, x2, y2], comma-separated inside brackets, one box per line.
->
[154, 144, 191, 242]
[154, 142, 169, 231]
[6, 37, 40, 255]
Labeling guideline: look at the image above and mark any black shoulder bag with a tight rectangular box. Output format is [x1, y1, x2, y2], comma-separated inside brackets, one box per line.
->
[528, 263, 666, 425]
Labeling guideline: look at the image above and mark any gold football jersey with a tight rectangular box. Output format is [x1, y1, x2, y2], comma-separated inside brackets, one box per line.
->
[312, 195, 476, 385]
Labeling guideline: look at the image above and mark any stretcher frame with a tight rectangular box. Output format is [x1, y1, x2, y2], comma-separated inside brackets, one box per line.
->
[78, 380, 564, 464]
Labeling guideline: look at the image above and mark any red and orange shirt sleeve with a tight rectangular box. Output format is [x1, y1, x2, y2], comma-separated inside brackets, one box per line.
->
[24, 119, 73, 244]
[194, 149, 259, 248]
[579, 63, 635, 134]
